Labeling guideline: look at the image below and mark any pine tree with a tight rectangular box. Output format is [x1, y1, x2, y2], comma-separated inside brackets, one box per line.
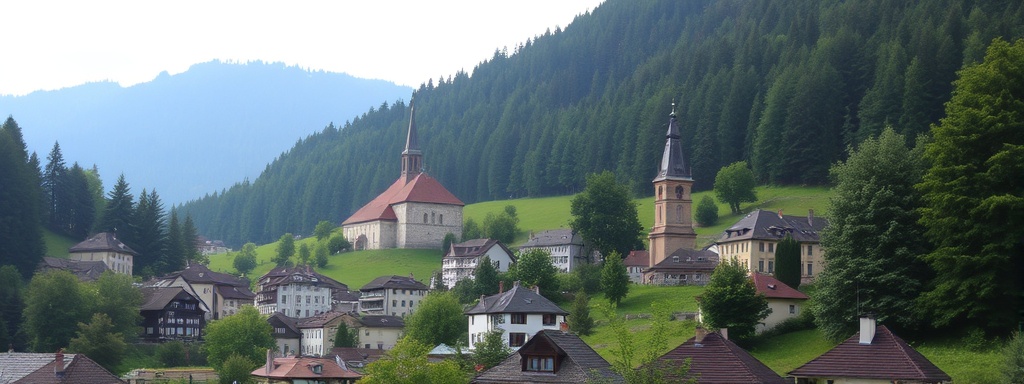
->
[773, 235, 801, 290]
[181, 215, 201, 263]
[99, 174, 134, 236]
[132, 189, 168, 276]
[43, 141, 68, 232]
[0, 117, 45, 277]
[601, 252, 630, 306]
[66, 164, 96, 238]
[165, 209, 186, 273]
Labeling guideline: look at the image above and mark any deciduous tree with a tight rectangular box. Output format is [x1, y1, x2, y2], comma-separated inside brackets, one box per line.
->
[695, 195, 719, 227]
[570, 171, 643, 257]
[601, 252, 630, 306]
[68, 313, 126, 372]
[917, 38, 1024, 335]
[234, 243, 258, 275]
[92, 271, 143, 342]
[361, 338, 468, 384]
[274, 233, 295, 266]
[403, 292, 467, 347]
[218, 353, 258, 384]
[472, 329, 512, 370]
[314, 220, 336, 241]
[314, 243, 329, 268]
[461, 218, 482, 241]
[24, 270, 96, 352]
[714, 161, 757, 214]
[699, 258, 770, 341]
[203, 305, 274, 370]
[508, 249, 559, 301]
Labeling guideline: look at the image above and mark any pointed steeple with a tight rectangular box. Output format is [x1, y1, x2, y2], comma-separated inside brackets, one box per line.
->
[654, 102, 690, 181]
[401, 104, 423, 184]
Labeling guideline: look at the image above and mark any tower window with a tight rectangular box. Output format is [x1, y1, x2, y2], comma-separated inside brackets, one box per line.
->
[675, 185, 683, 199]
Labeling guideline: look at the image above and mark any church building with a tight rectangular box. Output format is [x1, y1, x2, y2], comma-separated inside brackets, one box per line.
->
[342, 106, 464, 250]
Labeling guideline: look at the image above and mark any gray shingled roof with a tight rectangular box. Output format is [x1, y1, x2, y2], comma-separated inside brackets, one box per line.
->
[358, 315, 405, 328]
[646, 249, 719, 273]
[472, 329, 623, 383]
[718, 209, 828, 244]
[465, 283, 568, 315]
[68, 232, 138, 255]
[162, 262, 249, 287]
[359, 275, 428, 292]
[654, 108, 691, 182]
[139, 287, 197, 311]
[268, 312, 301, 338]
[0, 353, 124, 384]
[39, 257, 109, 282]
[520, 229, 582, 248]
[446, 238, 516, 261]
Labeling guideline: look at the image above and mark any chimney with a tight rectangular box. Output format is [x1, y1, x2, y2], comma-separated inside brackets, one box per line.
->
[859, 314, 877, 345]
[559, 321, 569, 333]
[808, 209, 814, 226]
[409, 273, 414, 279]
[54, 349, 65, 378]
[266, 348, 274, 375]
[694, 327, 707, 344]
[532, 285, 540, 295]
[498, 281, 504, 294]
[719, 328, 728, 340]
[777, 209, 784, 219]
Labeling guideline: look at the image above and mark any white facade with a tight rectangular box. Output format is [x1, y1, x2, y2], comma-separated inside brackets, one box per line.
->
[300, 326, 328, 356]
[275, 283, 332, 318]
[359, 287, 428, 318]
[467, 312, 565, 350]
[441, 240, 515, 289]
[519, 229, 586, 273]
[69, 250, 133, 275]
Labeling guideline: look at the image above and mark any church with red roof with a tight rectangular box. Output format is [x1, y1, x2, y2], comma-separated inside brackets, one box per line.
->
[341, 106, 464, 250]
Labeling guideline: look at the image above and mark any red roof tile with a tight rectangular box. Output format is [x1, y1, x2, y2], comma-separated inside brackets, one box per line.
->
[252, 356, 362, 380]
[751, 273, 808, 300]
[624, 250, 649, 267]
[343, 173, 462, 225]
[788, 325, 951, 382]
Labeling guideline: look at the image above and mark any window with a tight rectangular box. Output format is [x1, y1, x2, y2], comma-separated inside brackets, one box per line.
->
[401, 300, 406, 307]
[759, 242, 765, 252]
[509, 333, 527, 347]
[423, 213, 428, 223]
[807, 245, 813, 256]
[807, 263, 813, 276]
[542, 314, 556, 326]
[439, 214, 443, 224]
[511, 313, 527, 324]
[789, 304, 796, 314]
[758, 259, 765, 272]
[526, 356, 555, 372]
[768, 260, 774, 273]
[431, 212, 436, 224]
[675, 185, 684, 199]
[365, 330, 370, 336]
[296, 295, 300, 304]
[306, 295, 311, 304]
[676, 206, 683, 223]
[392, 300, 397, 307]
[282, 295, 287, 304]
[768, 243, 775, 253]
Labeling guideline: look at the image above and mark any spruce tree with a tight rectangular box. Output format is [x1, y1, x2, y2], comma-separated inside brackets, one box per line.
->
[0, 117, 45, 277]
[43, 141, 68, 232]
[601, 252, 630, 306]
[773, 235, 801, 290]
[99, 174, 134, 236]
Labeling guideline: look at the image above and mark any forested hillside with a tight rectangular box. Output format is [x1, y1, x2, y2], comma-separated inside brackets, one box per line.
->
[181, 0, 1024, 246]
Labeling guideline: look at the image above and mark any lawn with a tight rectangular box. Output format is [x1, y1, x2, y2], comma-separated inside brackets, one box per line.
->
[42, 228, 78, 257]
[207, 234, 443, 289]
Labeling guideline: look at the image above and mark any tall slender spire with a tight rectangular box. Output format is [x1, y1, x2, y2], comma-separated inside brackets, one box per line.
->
[654, 102, 690, 181]
[401, 104, 423, 184]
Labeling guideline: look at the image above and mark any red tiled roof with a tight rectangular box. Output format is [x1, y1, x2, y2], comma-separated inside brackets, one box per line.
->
[624, 250, 649, 267]
[654, 332, 785, 384]
[342, 173, 463, 225]
[788, 325, 951, 382]
[252, 356, 362, 380]
[751, 273, 808, 300]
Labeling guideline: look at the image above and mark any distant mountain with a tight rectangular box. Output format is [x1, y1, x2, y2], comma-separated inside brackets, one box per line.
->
[0, 61, 412, 204]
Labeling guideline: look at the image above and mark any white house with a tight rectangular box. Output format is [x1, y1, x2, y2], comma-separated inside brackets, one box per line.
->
[255, 266, 348, 318]
[357, 315, 405, 350]
[464, 281, 568, 350]
[519, 229, 586, 273]
[750, 273, 809, 333]
[358, 275, 429, 318]
[441, 238, 515, 289]
[68, 232, 136, 276]
[297, 311, 346, 357]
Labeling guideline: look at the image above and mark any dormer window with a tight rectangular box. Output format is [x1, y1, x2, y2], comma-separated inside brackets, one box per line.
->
[525, 356, 555, 372]
[310, 363, 322, 374]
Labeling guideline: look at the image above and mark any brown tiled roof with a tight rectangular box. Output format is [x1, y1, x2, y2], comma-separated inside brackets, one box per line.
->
[139, 287, 198, 311]
[268, 312, 301, 338]
[751, 273, 808, 300]
[788, 325, 951, 382]
[0, 353, 124, 384]
[654, 332, 785, 384]
[217, 284, 255, 300]
[520, 229, 583, 248]
[623, 250, 649, 267]
[342, 173, 463, 225]
[297, 311, 345, 329]
[162, 262, 249, 287]
[252, 356, 362, 380]
[472, 329, 623, 383]
[645, 248, 718, 273]
[359, 275, 428, 291]
[465, 283, 568, 316]
[68, 232, 138, 256]
[717, 209, 828, 244]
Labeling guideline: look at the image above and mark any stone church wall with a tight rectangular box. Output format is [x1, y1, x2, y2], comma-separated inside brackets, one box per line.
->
[394, 202, 463, 249]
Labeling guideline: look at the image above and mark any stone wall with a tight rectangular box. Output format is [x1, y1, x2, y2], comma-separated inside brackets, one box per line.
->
[394, 202, 463, 249]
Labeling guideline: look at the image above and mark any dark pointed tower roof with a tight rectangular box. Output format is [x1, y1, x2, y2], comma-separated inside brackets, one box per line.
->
[403, 105, 421, 156]
[654, 103, 691, 181]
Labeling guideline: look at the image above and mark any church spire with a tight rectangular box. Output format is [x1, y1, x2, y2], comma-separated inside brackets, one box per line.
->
[654, 102, 690, 181]
[401, 104, 423, 184]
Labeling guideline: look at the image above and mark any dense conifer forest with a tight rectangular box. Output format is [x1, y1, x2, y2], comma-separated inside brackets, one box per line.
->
[179, 0, 1024, 246]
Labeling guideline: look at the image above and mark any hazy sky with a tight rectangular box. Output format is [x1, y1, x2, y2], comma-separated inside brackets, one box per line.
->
[0, 0, 604, 96]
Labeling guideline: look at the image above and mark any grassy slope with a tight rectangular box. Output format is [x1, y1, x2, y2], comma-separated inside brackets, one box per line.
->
[42, 229, 78, 257]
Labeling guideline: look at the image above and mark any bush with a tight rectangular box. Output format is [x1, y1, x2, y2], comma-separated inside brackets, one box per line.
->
[1003, 332, 1024, 384]
[156, 341, 187, 367]
[218, 353, 257, 384]
[695, 196, 718, 227]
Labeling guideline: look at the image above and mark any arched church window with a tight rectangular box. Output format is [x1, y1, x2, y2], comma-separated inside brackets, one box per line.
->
[675, 185, 684, 199]
[439, 214, 444, 225]
[431, 212, 436, 224]
[423, 213, 428, 223]
[676, 206, 683, 223]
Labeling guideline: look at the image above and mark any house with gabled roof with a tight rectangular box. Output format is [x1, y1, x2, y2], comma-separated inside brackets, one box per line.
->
[0, 350, 125, 384]
[751, 273, 809, 333]
[472, 329, 623, 384]
[652, 328, 786, 383]
[519, 229, 586, 273]
[788, 316, 951, 384]
[442, 238, 516, 289]
[465, 281, 568, 350]
[358, 275, 429, 317]
[644, 248, 719, 285]
[151, 262, 254, 320]
[37, 257, 110, 282]
[356, 315, 405, 350]
[255, 266, 350, 318]
[341, 106, 464, 250]
[268, 312, 302, 357]
[139, 286, 206, 342]
[623, 250, 649, 283]
[68, 232, 136, 276]
[252, 351, 361, 384]
[298, 311, 347, 357]
[717, 209, 829, 282]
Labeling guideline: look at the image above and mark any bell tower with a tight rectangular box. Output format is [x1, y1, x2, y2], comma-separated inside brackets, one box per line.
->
[648, 103, 696, 266]
[401, 104, 422, 184]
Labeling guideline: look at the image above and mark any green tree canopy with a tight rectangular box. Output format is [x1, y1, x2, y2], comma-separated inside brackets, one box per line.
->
[24, 270, 96, 352]
[361, 338, 468, 384]
[403, 292, 467, 347]
[568, 290, 594, 337]
[472, 329, 512, 370]
[314, 243, 329, 268]
[68, 313, 126, 372]
[461, 218, 482, 241]
[298, 243, 311, 265]
[314, 220, 336, 241]
[601, 251, 630, 306]
[714, 161, 758, 214]
[472, 256, 500, 297]
[0, 117, 45, 278]
[814, 127, 931, 340]
[508, 249, 560, 301]
[0, 266, 25, 350]
[219, 353, 258, 384]
[333, 322, 359, 348]
[917, 38, 1024, 336]
[773, 235, 801, 290]
[202, 305, 274, 370]
[92, 271, 143, 342]
[327, 235, 351, 254]
[482, 206, 520, 244]
[699, 258, 770, 341]
[234, 243, 258, 275]
[570, 171, 643, 257]
[274, 233, 295, 266]
[695, 195, 719, 227]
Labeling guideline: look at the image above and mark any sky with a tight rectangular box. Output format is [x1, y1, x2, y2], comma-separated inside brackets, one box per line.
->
[0, 0, 605, 96]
